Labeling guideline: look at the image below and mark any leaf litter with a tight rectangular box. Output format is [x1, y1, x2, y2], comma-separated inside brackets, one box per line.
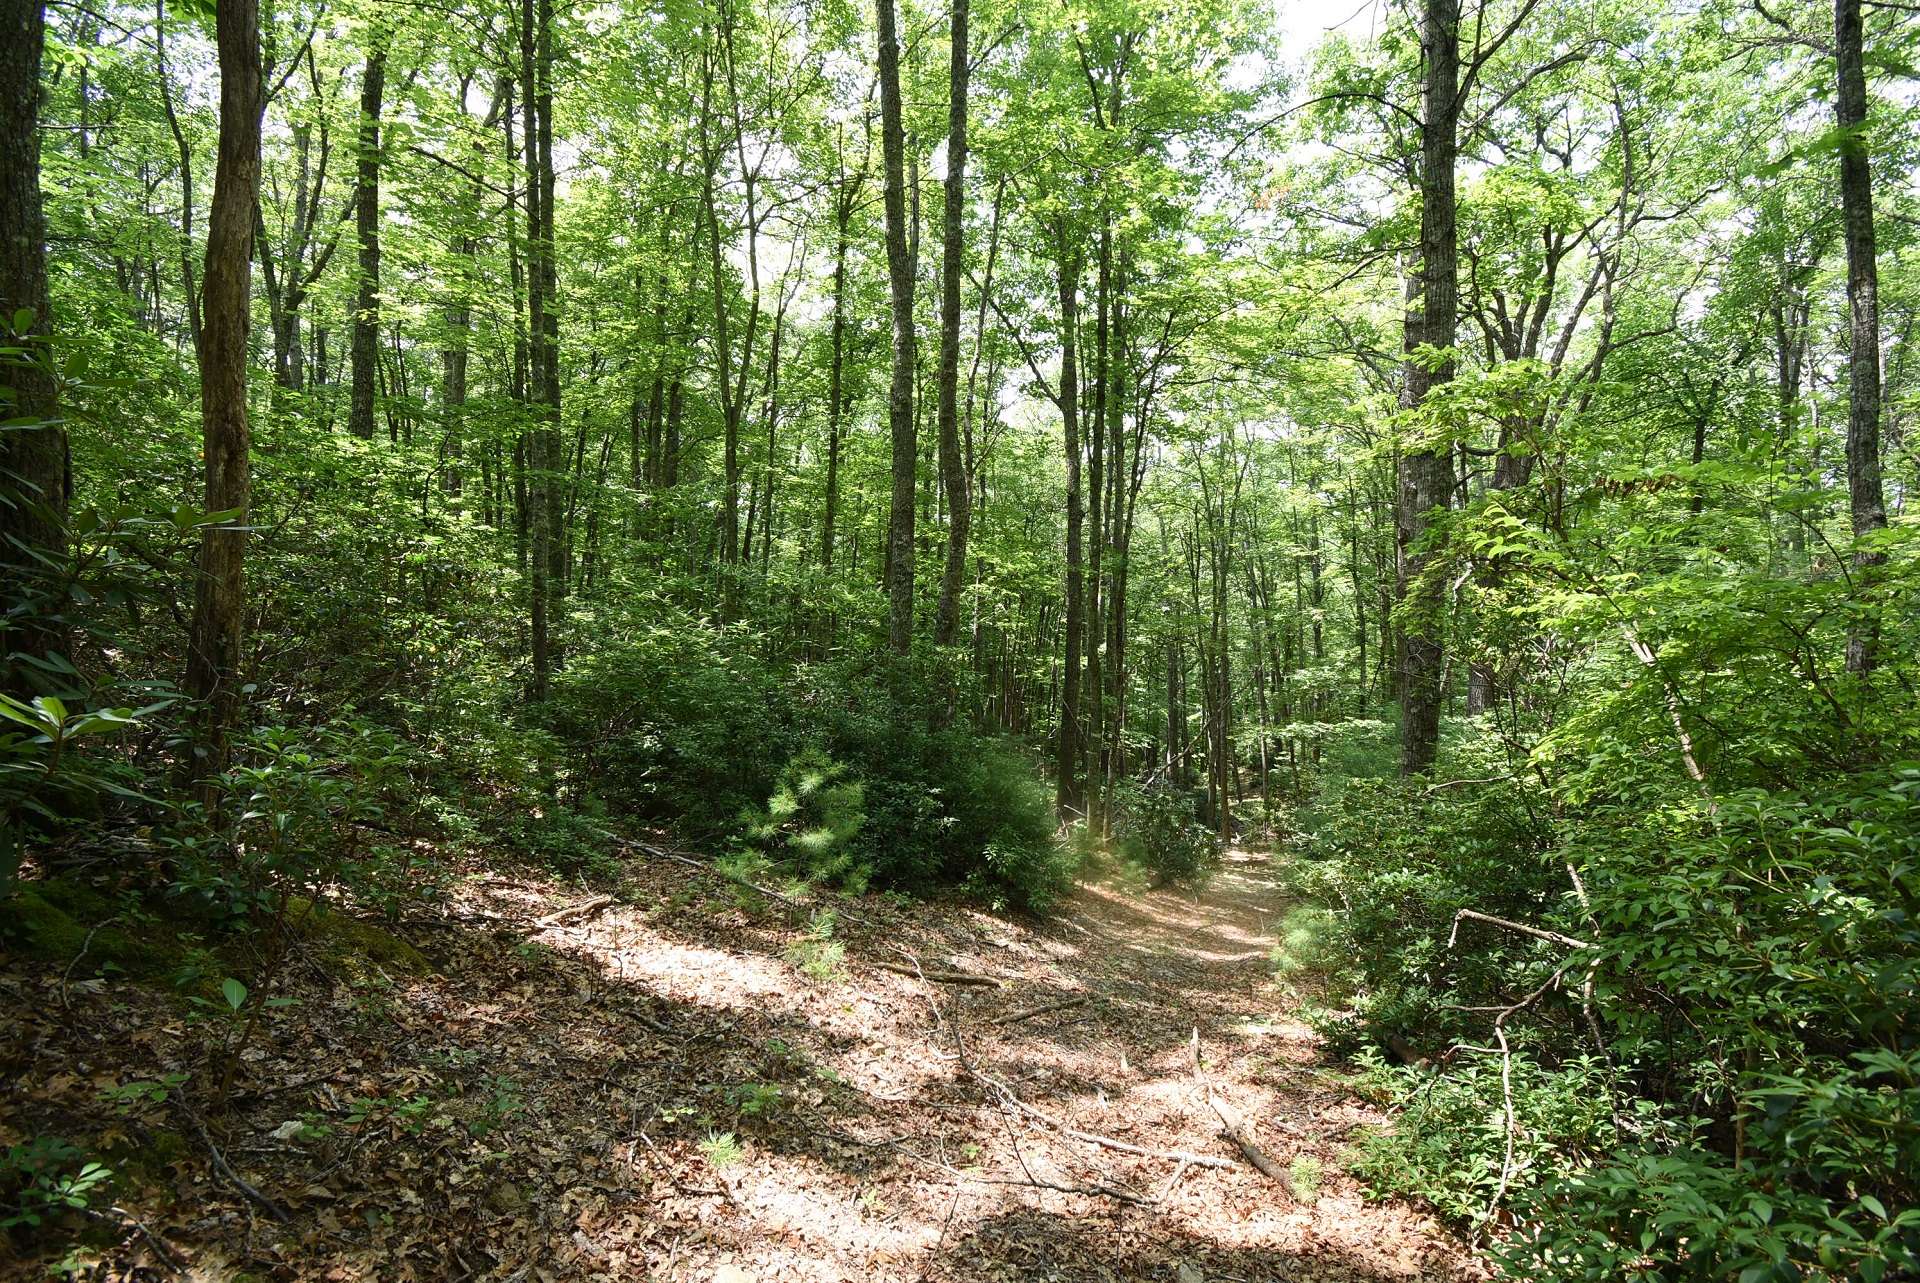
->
[0, 845, 1485, 1281]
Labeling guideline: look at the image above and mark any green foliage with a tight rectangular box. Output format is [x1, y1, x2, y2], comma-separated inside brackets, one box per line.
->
[741, 750, 868, 892]
[556, 635, 1073, 911]
[0, 1138, 111, 1233]
[1110, 783, 1219, 887]
[784, 910, 849, 981]
[1288, 1153, 1324, 1202]
[1285, 757, 1558, 1051]
[1349, 1050, 1624, 1225]
[699, 1130, 745, 1171]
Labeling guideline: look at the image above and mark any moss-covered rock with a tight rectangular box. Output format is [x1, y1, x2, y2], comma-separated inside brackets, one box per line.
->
[0, 881, 195, 983]
[0, 881, 429, 988]
[286, 897, 432, 976]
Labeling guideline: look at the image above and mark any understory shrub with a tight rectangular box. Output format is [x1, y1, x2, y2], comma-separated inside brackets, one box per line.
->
[1351, 1050, 1624, 1226]
[1291, 731, 1920, 1280]
[1110, 782, 1219, 887]
[550, 625, 1074, 911]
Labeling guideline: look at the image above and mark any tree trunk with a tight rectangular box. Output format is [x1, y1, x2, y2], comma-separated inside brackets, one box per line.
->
[0, 0, 67, 691]
[1396, 0, 1459, 776]
[1836, 0, 1885, 674]
[876, 0, 917, 654]
[822, 165, 853, 568]
[520, 0, 560, 700]
[1055, 235, 1085, 811]
[184, 0, 261, 794]
[347, 49, 385, 440]
[933, 0, 971, 647]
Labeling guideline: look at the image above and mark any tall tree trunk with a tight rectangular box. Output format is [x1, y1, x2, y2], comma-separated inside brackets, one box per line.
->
[184, 0, 261, 794]
[0, 0, 68, 691]
[932, 0, 971, 646]
[1836, 0, 1885, 674]
[521, 0, 559, 700]
[348, 48, 385, 440]
[876, 0, 917, 654]
[1055, 234, 1085, 811]
[1396, 0, 1459, 776]
[822, 162, 854, 568]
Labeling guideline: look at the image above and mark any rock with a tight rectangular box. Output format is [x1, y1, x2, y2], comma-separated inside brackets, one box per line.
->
[1177, 1264, 1205, 1283]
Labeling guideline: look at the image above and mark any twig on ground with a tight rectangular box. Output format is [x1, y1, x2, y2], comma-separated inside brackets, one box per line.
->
[874, 960, 1003, 987]
[180, 1108, 291, 1223]
[59, 920, 112, 1008]
[534, 894, 616, 929]
[82, 1205, 184, 1271]
[990, 994, 1089, 1025]
[1190, 1027, 1294, 1198]
[966, 1062, 1233, 1171]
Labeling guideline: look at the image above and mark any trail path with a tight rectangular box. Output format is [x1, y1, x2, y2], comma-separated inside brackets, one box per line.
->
[489, 845, 1485, 1283]
[2, 846, 1483, 1281]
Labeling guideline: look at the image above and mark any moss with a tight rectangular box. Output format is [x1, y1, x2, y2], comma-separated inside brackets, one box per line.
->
[100, 1128, 190, 1191]
[286, 897, 431, 976]
[0, 883, 194, 983]
[0, 881, 429, 994]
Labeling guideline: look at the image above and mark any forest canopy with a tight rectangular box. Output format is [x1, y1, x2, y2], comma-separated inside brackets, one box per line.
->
[1, 0, 1916, 1273]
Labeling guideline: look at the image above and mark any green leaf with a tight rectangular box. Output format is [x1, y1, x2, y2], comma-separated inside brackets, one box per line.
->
[222, 978, 248, 1011]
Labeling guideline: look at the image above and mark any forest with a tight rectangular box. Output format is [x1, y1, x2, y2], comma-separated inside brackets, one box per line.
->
[1, 0, 1916, 1272]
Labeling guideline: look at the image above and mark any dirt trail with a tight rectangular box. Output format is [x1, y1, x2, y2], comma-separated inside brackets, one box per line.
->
[500, 845, 1484, 1283]
[1, 847, 1482, 1281]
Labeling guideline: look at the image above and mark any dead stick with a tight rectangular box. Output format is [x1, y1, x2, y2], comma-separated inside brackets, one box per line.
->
[1190, 1027, 1294, 1198]
[182, 1111, 290, 1223]
[991, 995, 1090, 1026]
[969, 1064, 1233, 1170]
[873, 960, 1003, 987]
[535, 894, 615, 929]
[1448, 908, 1592, 952]
[1206, 1091, 1294, 1196]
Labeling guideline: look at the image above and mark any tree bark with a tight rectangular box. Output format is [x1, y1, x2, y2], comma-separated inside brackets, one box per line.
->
[876, 0, 917, 654]
[520, 0, 560, 699]
[1396, 0, 1459, 777]
[1836, 0, 1885, 674]
[0, 0, 68, 691]
[184, 0, 262, 793]
[822, 154, 855, 568]
[1055, 235, 1085, 811]
[347, 48, 385, 440]
[933, 0, 971, 646]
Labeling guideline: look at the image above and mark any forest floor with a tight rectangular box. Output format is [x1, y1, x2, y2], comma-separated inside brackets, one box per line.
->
[3, 843, 1483, 1282]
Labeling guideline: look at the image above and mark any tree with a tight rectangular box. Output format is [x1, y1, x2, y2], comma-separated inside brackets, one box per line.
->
[184, 0, 263, 789]
[0, 0, 67, 690]
[933, 0, 972, 648]
[348, 47, 385, 441]
[1395, 0, 1460, 776]
[876, 0, 915, 655]
[1835, 0, 1885, 674]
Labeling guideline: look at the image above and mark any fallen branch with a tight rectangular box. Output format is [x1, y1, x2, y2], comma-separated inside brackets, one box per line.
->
[534, 895, 616, 929]
[182, 1110, 290, 1223]
[1206, 1091, 1294, 1196]
[1448, 908, 1592, 952]
[1190, 1028, 1294, 1199]
[873, 960, 1003, 987]
[966, 1063, 1233, 1171]
[991, 995, 1090, 1025]
[81, 1205, 184, 1272]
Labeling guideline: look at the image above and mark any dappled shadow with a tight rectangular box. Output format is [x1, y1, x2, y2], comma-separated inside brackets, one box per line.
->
[3, 841, 1476, 1281]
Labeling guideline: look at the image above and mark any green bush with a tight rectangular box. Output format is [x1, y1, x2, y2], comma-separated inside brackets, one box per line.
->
[1111, 783, 1219, 887]
[1350, 1050, 1624, 1226]
[740, 749, 868, 892]
[553, 634, 1073, 912]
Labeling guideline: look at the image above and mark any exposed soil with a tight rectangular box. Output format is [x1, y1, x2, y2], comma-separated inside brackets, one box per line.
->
[1, 846, 1483, 1281]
